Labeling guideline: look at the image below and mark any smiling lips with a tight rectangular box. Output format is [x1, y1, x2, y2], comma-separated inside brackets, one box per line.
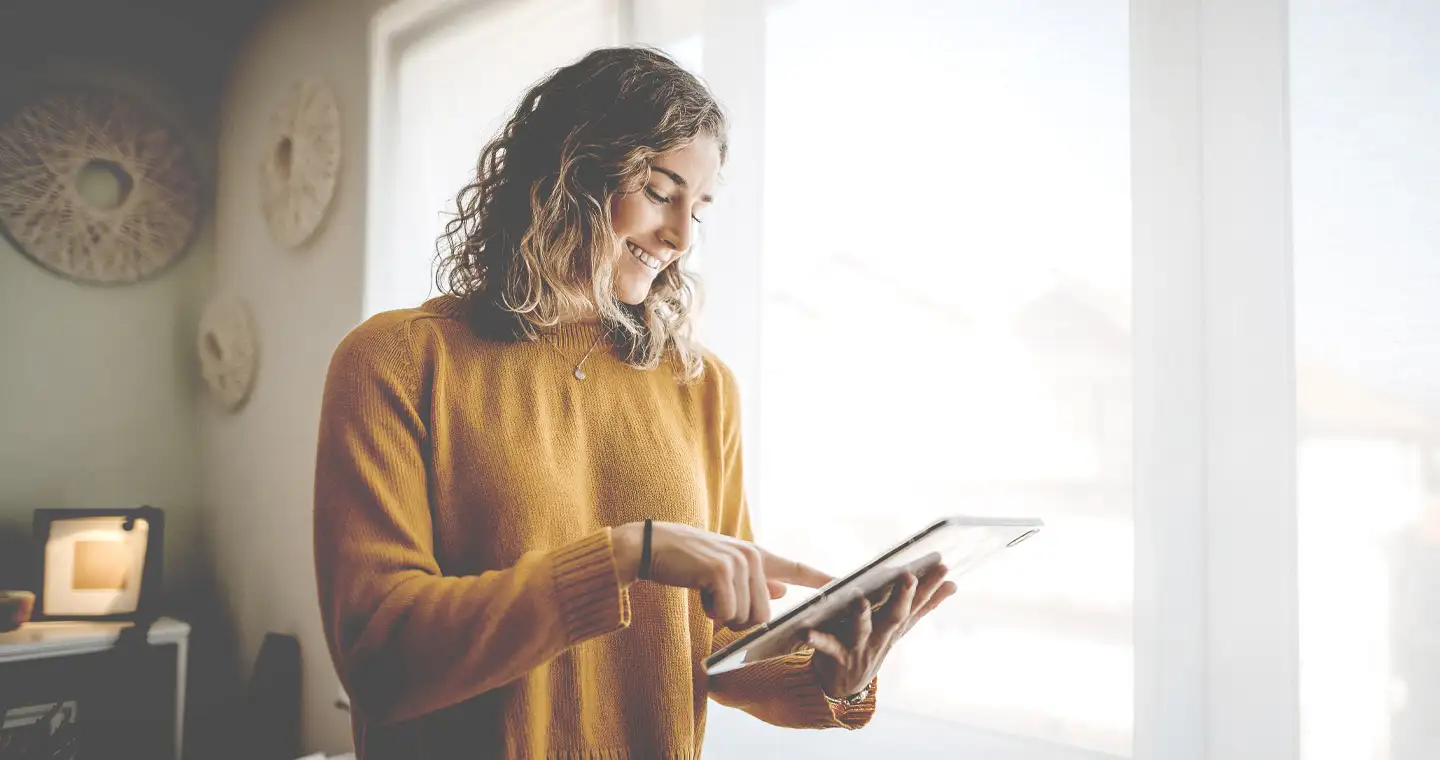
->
[627, 240, 665, 271]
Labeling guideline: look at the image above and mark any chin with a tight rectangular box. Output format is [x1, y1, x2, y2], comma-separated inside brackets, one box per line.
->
[615, 285, 649, 305]
[613, 287, 648, 305]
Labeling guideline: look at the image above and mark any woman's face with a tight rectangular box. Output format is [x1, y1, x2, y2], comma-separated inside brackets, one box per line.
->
[608, 134, 721, 305]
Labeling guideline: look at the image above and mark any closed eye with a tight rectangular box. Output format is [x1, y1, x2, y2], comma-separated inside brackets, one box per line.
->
[647, 186, 705, 224]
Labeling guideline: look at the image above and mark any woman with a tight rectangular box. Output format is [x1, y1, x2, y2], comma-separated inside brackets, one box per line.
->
[313, 46, 956, 758]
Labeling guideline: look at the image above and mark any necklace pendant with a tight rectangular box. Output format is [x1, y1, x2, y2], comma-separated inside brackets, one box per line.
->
[574, 368, 586, 381]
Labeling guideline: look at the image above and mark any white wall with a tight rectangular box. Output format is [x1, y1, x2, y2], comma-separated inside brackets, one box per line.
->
[209, 0, 389, 752]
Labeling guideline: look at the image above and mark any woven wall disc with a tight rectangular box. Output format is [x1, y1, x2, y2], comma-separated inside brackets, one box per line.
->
[261, 79, 341, 247]
[0, 88, 201, 284]
[198, 294, 258, 412]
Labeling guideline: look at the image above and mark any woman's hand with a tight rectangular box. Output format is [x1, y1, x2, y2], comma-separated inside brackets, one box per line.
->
[806, 565, 958, 699]
[612, 521, 833, 629]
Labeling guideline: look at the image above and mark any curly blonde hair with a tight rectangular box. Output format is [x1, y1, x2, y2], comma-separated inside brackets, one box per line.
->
[435, 46, 728, 381]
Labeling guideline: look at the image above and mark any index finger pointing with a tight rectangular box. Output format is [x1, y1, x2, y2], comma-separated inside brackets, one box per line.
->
[759, 549, 834, 589]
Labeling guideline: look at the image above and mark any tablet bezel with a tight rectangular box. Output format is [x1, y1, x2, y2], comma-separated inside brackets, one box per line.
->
[703, 515, 1042, 674]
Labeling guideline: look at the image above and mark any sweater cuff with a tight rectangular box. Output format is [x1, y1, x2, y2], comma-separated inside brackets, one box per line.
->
[551, 529, 632, 644]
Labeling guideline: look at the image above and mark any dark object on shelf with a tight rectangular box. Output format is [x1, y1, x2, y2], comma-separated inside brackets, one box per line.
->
[31, 507, 164, 623]
[0, 593, 33, 633]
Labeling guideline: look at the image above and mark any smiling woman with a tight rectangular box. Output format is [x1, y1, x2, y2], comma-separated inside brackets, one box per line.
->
[432, 47, 725, 381]
[313, 46, 948, 760]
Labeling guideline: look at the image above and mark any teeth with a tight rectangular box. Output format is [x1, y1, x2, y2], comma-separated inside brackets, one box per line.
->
[627, 241, 662, 270]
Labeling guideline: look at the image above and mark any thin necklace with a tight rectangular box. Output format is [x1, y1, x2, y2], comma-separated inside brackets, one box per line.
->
[543, 330, 605, 381]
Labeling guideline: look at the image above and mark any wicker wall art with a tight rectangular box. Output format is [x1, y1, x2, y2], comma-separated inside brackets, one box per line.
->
[197, 294, 259, 412]
[261, 78, 341, 248]
[0, 87, 201, 284]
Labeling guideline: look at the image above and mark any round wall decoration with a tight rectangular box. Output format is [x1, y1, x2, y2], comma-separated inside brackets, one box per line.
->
[197, 294, 259, 412]
[0, 87, 201, 285]
[261, 78, 341, 248]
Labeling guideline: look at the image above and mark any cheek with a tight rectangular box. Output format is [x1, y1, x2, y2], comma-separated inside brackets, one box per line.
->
[609, 192, 650, 240]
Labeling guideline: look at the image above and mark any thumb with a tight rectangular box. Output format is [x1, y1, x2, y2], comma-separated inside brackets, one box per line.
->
[760, 549, 834, 589]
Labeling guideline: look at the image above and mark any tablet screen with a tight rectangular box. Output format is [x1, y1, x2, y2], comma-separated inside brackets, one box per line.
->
[704, 516, 1041, 675]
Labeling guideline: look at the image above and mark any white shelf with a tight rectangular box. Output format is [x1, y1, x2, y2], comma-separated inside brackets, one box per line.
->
[0, 616, 189, 664]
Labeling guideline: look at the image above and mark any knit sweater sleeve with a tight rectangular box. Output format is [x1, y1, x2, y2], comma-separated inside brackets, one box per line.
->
[702, 360, 877, 730]
[313, 315, 630, 727]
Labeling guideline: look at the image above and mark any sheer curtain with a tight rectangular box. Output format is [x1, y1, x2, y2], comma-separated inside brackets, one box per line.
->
[1292, 2, 1440, 759]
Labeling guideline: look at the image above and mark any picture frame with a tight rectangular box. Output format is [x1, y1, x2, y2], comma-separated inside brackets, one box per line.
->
[30, 507, 164, 623]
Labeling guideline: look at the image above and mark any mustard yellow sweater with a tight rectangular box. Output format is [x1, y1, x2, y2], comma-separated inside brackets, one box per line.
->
[313, 296, 875, 759]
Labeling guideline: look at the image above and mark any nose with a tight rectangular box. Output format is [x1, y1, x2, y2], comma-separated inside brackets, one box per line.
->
[659, 214, 695, 257]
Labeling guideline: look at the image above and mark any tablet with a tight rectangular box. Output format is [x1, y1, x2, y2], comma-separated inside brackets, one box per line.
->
[704, 515, 1043, 675]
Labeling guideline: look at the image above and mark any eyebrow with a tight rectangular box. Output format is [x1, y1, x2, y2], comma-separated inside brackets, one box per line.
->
[652, 166, 713, 203]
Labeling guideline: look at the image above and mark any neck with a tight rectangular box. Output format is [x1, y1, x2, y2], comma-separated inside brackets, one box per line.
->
[554, 302, 603, 325]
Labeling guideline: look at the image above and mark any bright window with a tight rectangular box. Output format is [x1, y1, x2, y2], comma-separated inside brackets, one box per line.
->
[1292, 3, 1440, 759]
[751, 0, 1132, 755]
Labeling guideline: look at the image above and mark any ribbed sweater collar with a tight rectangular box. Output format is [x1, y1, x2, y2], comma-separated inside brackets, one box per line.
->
[542, 321, 608, 352]
[420, 295, 609, 352]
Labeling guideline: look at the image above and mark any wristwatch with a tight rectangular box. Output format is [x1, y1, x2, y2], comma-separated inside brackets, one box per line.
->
[823, 684, 871, 710]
